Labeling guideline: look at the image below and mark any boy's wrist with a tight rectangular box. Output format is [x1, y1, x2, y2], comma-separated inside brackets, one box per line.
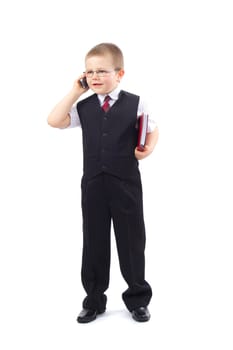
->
[68, 88, 81, 100]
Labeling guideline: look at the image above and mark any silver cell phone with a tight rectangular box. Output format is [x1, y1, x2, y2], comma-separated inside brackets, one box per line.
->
[79, 77, 88, 89]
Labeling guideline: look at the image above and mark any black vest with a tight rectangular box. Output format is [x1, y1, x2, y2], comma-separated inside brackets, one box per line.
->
[77, 90, 140, 179]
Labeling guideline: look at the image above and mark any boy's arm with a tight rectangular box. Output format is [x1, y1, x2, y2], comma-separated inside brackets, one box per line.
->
[135, 126, 159, 160]
[47, 76, 88, 128]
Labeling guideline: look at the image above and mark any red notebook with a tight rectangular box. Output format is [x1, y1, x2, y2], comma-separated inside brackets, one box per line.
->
[137, 114, 148, 151]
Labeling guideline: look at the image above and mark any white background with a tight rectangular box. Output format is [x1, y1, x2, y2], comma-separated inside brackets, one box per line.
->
[0, 0, 232, 349]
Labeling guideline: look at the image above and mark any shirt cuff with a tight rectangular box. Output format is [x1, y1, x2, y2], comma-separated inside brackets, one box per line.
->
[147, 119, 157, 133]
[68, 105, 81, 128]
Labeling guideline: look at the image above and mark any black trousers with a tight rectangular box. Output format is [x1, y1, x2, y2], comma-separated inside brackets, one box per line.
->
[81, 172, 152, 312]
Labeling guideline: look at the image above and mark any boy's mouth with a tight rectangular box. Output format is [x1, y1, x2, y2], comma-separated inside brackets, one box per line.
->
[92, 83, 103, 87]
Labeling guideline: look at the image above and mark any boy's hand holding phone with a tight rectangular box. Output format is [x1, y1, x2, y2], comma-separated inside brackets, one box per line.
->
[72, 75, 89, 97]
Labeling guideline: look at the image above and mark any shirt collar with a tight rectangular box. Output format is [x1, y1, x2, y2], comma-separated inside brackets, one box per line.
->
[98, 87, 121, 104]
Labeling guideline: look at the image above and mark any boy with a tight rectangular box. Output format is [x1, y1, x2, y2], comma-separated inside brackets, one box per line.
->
[47, 43, 159, 323]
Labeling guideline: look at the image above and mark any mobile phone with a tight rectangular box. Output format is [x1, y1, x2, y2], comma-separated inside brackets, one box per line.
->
[79, 77, 88, 89]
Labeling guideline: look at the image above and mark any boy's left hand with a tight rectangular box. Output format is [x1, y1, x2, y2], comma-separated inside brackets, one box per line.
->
[135, 128, 159, 160]
[134, 145, 153, 160]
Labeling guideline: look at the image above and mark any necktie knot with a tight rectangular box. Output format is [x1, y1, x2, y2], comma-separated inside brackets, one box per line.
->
[102, 95, 111, 112]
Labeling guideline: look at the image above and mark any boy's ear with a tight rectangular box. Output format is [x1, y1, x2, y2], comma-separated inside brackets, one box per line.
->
[118, 69, 125, 78]
[117, 69, 125, 82]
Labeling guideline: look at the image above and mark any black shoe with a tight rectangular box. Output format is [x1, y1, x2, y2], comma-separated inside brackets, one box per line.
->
[131, 306, 151, 322]
[77, 308, 105, 324]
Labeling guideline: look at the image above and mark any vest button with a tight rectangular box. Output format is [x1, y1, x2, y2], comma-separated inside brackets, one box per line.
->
[102, 165, 107, 170]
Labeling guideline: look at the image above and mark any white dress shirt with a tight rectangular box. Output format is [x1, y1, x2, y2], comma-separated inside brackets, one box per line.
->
[69, 87, 157, 132]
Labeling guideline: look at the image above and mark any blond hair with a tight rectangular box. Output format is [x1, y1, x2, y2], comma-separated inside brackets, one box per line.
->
[85, 43, 124, 69]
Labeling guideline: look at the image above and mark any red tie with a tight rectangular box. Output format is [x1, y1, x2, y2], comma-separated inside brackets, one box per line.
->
[102, 95, 111, 112]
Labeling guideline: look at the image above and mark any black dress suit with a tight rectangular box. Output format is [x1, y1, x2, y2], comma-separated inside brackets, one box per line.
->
[77, 90, 152, 312]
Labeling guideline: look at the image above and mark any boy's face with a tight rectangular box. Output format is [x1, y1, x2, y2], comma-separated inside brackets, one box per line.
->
[85, 54, 124, 94]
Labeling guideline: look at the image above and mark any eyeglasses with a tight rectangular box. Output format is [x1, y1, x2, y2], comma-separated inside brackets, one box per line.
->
[84, 69, 120, 78]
